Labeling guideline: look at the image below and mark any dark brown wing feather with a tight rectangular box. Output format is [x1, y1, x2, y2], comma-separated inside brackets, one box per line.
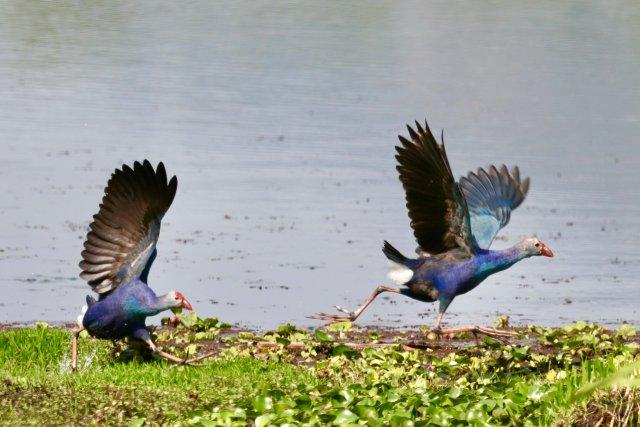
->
[395, 120, 476, 255]
[79, 160, 177, 294]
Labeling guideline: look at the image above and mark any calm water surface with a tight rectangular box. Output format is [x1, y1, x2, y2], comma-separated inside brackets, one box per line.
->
[0, 1, 639, 329]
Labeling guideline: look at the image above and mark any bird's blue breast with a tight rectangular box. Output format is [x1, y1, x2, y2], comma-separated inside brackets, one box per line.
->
[413, 250, 511, 298]
[433, 260, 482, 297]
[82, 279, 158, 340]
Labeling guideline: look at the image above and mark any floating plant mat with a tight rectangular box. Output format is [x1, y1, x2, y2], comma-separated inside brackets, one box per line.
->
[1, 316, 639, 426]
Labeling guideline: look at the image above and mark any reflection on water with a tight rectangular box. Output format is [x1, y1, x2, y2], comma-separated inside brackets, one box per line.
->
[0, 1, 638, 328]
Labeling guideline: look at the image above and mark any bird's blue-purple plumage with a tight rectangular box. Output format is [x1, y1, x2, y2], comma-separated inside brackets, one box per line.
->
[82, 278, 169, 341]
[388, 121, 534, 315]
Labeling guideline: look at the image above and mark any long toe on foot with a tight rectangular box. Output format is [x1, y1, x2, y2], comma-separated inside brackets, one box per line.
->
[334, 306, 354, 316]
[478, 327, 517, 338]
[309, 312, 354, 323]
[439, 326, 516, 341]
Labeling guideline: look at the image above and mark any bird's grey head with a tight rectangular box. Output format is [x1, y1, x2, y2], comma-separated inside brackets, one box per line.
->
[162, 290, 193, 311]
[518, 237, 554, 258]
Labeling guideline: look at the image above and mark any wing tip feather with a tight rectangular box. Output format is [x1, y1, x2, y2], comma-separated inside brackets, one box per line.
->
[80, 159, 178, 294]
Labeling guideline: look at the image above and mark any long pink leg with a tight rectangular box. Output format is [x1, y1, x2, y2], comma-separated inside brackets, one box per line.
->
[71, 328, 84, 371]
[434, 312, 445, 330]
[433, 311, 516, 339]
[144, 339, 189, 365]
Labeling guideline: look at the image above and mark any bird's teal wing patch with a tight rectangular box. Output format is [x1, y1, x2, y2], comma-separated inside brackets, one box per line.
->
[460, 165, 529, 249]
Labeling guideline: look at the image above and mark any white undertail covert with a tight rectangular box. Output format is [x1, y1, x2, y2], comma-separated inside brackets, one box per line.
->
[77, 305, 87, 328]
[387, 261, 413, 285]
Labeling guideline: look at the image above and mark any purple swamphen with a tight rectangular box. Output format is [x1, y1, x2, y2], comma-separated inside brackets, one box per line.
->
[313, 120, 553, 336]
[72, 160, 193, 369]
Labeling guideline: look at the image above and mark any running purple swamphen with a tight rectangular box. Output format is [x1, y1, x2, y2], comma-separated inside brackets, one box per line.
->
[313, 119, 553, 336]
[72, 160, 193, 369]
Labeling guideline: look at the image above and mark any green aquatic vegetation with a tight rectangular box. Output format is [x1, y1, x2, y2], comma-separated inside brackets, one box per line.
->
[1, 319, 639, 425]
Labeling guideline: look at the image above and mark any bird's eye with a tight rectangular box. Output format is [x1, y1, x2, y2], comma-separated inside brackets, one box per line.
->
[535, 243, 540, 247]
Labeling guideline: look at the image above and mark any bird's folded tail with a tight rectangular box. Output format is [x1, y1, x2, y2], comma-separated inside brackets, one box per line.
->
[382, 241, 414, 285]
[86, 295, 96, 307]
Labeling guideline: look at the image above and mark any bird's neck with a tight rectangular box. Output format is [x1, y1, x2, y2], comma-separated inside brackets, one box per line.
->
[123, 281, 173, 317]
[477, 246, 527, 276]
[147, 294, 174, 314]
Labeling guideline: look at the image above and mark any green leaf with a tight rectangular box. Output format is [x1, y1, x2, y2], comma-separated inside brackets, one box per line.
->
[355, 405, 377, 420]
[332, 344, 356, 358]
[254, 414, 276, 427]
[276, 323, 298, 335]
[252, 395, 274, 412]
[390, 415, 414, 427]
[326, 321, 353, 332]
[333, 409, 358, 424]
[314, 330, 334, 343]
[448, 387, 461, 399]
[276, 337, 291, 347]
[127, 418, 145, 427]
[617, 324, 636, 338]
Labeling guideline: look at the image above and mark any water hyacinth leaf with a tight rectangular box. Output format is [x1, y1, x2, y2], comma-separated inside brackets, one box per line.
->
[326, 321, 353, 332]
[390, 415, 414, 427]
[448, 387, 461, 399]
[492, 407, 508, 421]
[175, 311, 200, 328]
[127, 418, 145, 427]
[217, 408, 246, 420]
[274, 399, 295, 413]
[252, 395, 273, 412]
[254, 414, 276, 427]
[314, 330, 333, 343]
[332, 409, 358, 424]
[276, 324, 298, 335]
[276, 337, 291, 346]
[477, 399, 497, 411]
[355, 405, 378, 420]
[616, 324, 636, 339]
[4, 320, 640, 424]
[335, 388, 354, 404]
[383, 389, 402, 403]
[332, 344, 356, 358]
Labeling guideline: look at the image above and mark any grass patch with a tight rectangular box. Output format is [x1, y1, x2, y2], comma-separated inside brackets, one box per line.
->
[1, 319, 639, 425]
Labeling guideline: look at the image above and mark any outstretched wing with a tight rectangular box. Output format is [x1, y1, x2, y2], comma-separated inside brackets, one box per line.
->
[396, 120, 477, 255]
[79, 160, 178, 294]
[459, 165, 529, 249]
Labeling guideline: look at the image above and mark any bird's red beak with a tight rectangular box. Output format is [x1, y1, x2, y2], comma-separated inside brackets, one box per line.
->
[539, 242, 554, 257]
[174, 291, 193, 310]
[180, 297, 193, 311]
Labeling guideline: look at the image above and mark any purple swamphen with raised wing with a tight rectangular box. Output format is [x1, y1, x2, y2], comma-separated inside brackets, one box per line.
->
[72, 160, 193, 369]
[313, 119, 553, 336]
